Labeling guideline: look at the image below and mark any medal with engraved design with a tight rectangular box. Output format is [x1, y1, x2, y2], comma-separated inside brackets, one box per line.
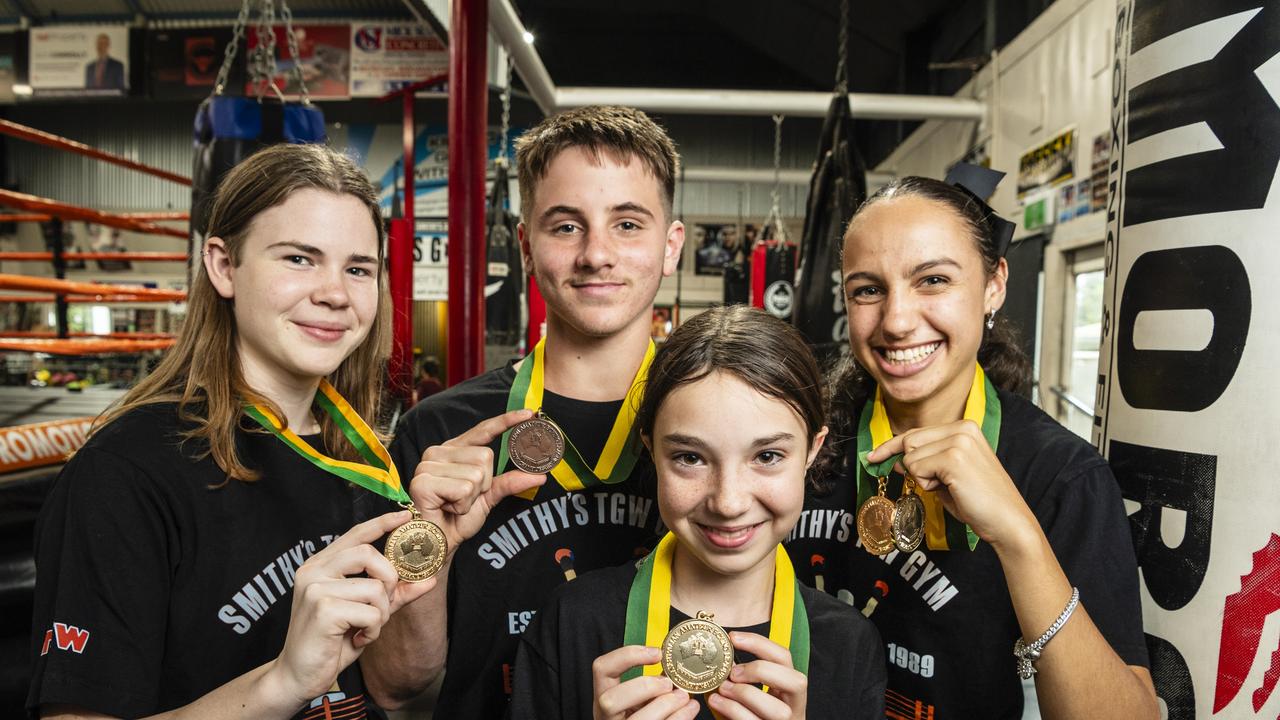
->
[857, 476, 897, 556]
[507, 410, 566, 474]
[661, 611, 734, 694]
[383, 507, 447, 582]
[892, 475, 926, 553]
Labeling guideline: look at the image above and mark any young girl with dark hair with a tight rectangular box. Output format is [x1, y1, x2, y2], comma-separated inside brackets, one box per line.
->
[788, 174, 1158, 719]
[27, 144, 433, 720]
[509, 305, 885, 720]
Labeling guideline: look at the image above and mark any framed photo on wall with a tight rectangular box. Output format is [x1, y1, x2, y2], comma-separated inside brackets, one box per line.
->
[652, 305, 673, 342]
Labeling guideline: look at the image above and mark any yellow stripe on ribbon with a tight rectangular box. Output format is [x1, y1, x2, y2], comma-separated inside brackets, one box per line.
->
[246, 381, 407, 503]
[642, 532, 678, 677]
[868, 364, 986, 551]
[515, 337, 655, 499]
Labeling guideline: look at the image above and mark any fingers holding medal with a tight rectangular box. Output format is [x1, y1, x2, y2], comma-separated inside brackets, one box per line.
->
[384, 507, 448, 582]
[661, 612, 734, 694]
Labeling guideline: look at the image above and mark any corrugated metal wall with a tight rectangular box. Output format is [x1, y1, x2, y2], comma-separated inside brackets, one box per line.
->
[2, 104, 819, 217]
[6, 102, 197, 212]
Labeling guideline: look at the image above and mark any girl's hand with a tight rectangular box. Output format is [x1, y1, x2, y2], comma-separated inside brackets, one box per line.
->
[707, 632, 807, 720]
[269, 511, 437, 707]
[866, 420, 1038, 550]
[591, 645, 700, 720]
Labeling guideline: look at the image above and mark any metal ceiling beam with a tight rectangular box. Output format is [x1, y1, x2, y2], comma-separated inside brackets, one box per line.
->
[684, 165, 895, 187]
[488, 0, 986, 121]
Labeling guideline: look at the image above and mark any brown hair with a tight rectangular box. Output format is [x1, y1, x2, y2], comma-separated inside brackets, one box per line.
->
[637, 305, 832, 487]
[514, 105, 680, 222]
[94, 143, 391, 482]
[826, 176, 1032, 483]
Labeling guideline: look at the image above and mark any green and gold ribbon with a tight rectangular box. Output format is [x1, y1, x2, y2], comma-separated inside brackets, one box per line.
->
[497, 337, 654, 500]
[621, 532, 810, 686]
[243, 379, 409, 504]
[855, 363, 1001, 551]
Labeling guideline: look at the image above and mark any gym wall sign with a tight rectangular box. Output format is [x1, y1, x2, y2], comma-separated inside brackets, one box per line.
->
[0, 417, 95, 474]
[1097, 1, 1280, 718]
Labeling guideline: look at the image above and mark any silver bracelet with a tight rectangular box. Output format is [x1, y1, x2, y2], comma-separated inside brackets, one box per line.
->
[1013, 586, 1080, 679]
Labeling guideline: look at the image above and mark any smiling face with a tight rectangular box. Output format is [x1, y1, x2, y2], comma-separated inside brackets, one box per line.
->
[204, 188, 381, 395]
[518, 146, 683, 341]
[842, 194, 1007, 415]
[650, 371, 824, 579]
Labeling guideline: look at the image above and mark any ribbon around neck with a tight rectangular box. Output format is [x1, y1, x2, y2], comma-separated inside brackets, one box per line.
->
[497, 337, 654, 500]
[855, 364, 1001, 551]
[621, 532, 810, 687]
[243, 379, 409, 504]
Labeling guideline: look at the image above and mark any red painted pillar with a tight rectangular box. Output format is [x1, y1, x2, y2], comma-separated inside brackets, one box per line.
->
[446, 0, 488, 386]
[386, 92, 418, 405]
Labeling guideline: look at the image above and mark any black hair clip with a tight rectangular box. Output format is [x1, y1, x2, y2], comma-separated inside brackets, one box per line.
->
[944, 162, 1015, 257]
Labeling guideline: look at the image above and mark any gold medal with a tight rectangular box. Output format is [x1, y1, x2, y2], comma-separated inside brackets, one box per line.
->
[660, 611, 734, 694]
[857, 476, 897, 555]
[507, 411, 566, 474]
[892, 476, 926, 553]
[384, 507, 447, 582]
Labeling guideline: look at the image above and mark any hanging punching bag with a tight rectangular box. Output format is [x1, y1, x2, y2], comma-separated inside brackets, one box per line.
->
[485, 162, 523, 348]
[1096, 2, 1279, 719]
[190, 97, 326, 237]
[751, 235, 798, 321]
[792, 93, 867, 365]
[189, 3, 326, 279]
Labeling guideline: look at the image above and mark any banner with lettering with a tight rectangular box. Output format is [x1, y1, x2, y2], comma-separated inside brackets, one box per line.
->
[1097, 2, 1280, 718]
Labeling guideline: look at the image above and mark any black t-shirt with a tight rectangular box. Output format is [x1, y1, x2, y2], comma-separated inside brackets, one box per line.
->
[508, 560, 886, 720]
[784, 389, 1148, 719]
[26, 404, 383, 720]
[373, 363, 663, 718]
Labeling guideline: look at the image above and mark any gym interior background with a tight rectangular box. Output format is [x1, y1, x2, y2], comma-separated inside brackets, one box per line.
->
[0, 0, 1273, 718]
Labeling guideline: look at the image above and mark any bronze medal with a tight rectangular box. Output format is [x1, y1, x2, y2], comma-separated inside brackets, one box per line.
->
[661, 611, 734, 694]
[507, 412, 565, 474]
[384, 512, 447, 583]
[892, 477, 926, 553]
[857, 476, 896, 555]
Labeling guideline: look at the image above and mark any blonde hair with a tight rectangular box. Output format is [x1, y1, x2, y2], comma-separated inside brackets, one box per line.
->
[95, 143, 391, 482]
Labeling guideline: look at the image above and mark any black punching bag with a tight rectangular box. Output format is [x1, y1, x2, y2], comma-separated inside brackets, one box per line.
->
[792, 94, 867, 364]
[189, 97, 326, 277]
[485, 162, 523, 347]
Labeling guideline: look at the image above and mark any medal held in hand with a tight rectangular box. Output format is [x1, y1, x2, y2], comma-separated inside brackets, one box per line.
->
[661, 611, 734, 694]
[892, 475, 926, 553]
[384, 506, 447, 582]
[244, 380, 448, 583]
[506, 410, 566, 474]
[857, 476, 897, 555]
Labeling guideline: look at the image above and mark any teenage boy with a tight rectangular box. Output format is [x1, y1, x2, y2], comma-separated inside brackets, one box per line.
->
[360, 105, 685, 717]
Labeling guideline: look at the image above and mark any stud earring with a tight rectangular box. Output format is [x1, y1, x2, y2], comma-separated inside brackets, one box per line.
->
[986, 310, 996, 330]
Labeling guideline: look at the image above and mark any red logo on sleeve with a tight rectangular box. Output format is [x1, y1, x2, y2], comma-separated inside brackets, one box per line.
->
[40, 622, 91, 655]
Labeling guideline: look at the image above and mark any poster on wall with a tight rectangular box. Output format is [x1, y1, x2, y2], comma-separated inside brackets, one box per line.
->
[693, 223, 740, 275]
[357, 124, 519, 218]
[1016, 128, 1076, 197]
[149, 27, 239, 99]
[29, 25, 129, 96]
[245, 24, 350, 99]
[350, 22, 447, 97]
[413, 218, 448, 301]
[651, 305, 673, 342]
[1090, 133, 1110, 213]
[1097, 3, 1280, 719]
